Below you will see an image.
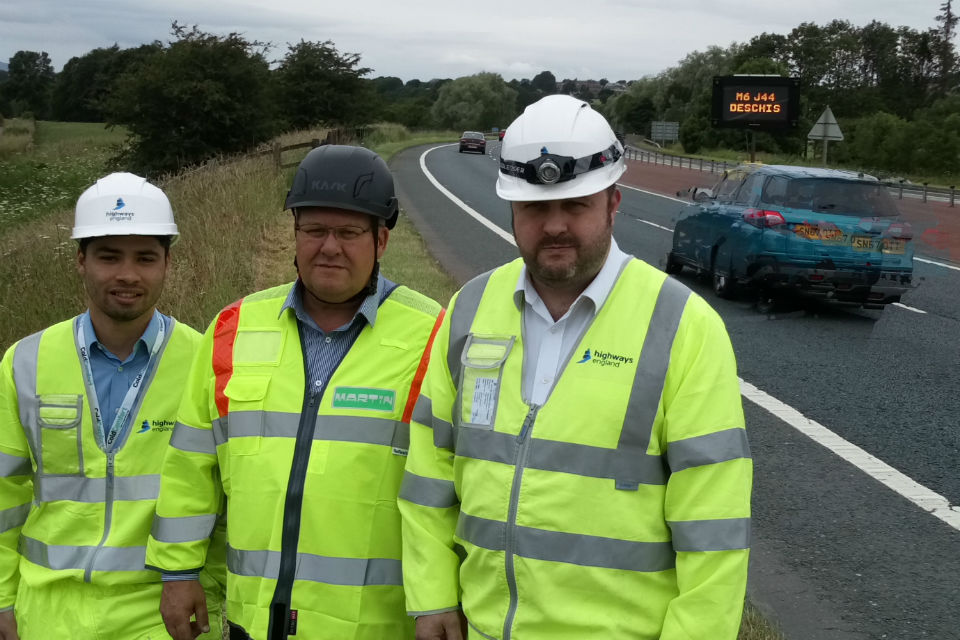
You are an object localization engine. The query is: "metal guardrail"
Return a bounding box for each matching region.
[623,146,957,207]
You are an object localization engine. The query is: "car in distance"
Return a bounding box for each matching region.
[499,129,506,141]
[459,131,487,154]
[666,164,913,308]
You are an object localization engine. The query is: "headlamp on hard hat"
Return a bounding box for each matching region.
[499,144,622,186]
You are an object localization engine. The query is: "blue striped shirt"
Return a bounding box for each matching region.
[280,275,396,396]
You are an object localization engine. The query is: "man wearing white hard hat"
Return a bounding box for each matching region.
[0,173,224,640]
[399,95,752,639]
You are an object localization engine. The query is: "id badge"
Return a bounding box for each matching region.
[457,334,515,429]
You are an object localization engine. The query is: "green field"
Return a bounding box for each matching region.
[0,120,128,231]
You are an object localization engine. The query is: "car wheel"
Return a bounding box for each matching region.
[665,252,683,275]
[458,148,464,153]
[711,266,736,299]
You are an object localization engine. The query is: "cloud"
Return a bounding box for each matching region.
[0,0,944,79]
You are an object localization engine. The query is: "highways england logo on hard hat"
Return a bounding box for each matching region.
[105,196,135,223]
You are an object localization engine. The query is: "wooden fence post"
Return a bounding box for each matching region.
[272,142,281,171]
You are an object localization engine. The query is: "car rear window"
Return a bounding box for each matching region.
[760,178,900,217]
[462,132,484,139]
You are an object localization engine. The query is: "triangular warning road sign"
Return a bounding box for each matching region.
[808,106,844,141]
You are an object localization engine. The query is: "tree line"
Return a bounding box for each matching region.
[1,4,957,178]
[605,1,959,177]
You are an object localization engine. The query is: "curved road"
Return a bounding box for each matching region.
[391,142,960,640]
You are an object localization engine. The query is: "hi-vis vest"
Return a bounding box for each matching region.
[399,258,752,640]
[146,282,443,640]
[0,316,206,607]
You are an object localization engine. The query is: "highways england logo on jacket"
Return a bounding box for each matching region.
[577,347,635,368]
[137,419,175,433]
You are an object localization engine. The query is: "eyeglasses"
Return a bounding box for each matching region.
[295,224,371,242]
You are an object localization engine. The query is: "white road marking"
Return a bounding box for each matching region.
[740,379,960,532]
[617,182,689,204]
[419,145,515,246]
[892,302,927,314]
[636,218,673,232]
[915,256,960,272]
[420,146,957,530]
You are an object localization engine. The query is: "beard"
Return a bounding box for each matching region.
[522,227,612,289]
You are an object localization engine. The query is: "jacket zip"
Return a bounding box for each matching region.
[84,453,115,582]
[501,405,540,640]
[267,323,328,640]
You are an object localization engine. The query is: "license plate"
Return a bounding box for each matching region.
[794,224,845,243]
[882,238,906,254]
[851,236,877,251]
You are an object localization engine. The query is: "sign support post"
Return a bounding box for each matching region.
[807,106,843,167]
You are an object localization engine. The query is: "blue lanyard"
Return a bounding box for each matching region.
[77,314,166,451]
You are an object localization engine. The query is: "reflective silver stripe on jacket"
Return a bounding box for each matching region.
[12,331,42,460]
[0,451,31,478]
[456,513,675,572]
[615,275,691,489]
[34,474,159,503]
[446,271,494,384]
[211,413,408,450]
[411,394,455,450]
[0,503,30,534]
[19,535,147,572]
[667,517,751,552]
[399,471,458,508]
[151,513,218,544]
[668,428,752,472]
[169,423,217,455]
[455,427,669,484]
[227,544,402,586]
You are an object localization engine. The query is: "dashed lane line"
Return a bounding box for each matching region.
[892,302,927,314]
[617,182,688,204]
[418,145,957,532]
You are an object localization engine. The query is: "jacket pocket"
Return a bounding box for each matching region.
[222,375,271,455]
[37,394,84,475]
[456,334,515,430]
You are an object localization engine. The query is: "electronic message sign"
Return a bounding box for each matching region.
[711,76,800,129]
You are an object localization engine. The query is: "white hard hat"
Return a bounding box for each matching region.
[72,172,179,241]
[497,94,625,202]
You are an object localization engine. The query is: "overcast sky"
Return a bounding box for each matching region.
[0,0,949,81]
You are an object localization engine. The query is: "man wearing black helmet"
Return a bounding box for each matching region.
[145,146,444,640]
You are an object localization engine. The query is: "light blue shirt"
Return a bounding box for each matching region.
[78,309,167,447]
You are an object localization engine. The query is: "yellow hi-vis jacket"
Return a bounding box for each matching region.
[146,281,443,640]
[398,258,752,640]
[0,316,224,608]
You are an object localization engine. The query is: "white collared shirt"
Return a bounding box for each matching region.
[513,238,632,405]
